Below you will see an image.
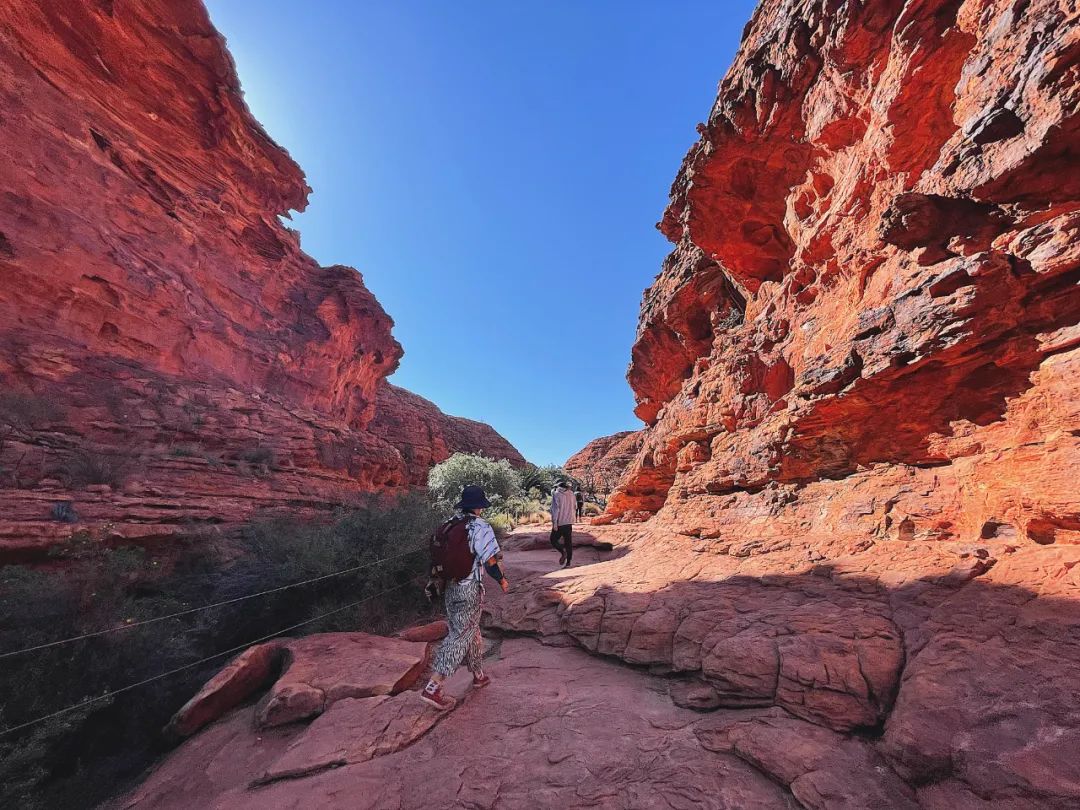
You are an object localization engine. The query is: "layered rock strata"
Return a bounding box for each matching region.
[563,429,644,495]
[0,1,521,559]
[603,0,1079,553]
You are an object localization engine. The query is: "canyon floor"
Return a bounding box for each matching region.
[114,523,1080,809]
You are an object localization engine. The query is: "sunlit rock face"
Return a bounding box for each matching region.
[564,430,645,497]
[607,0,1079,549]
[371,384,527,486]
[0,0,521,559]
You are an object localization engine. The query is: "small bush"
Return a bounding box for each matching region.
[237,445,275,477]
[427,453,521,512]
[49,501,79,524]
[485,512,513,539]
[584,502,603,517]
[518,463,577,498]
[61,450,134,489]
[239,445,275,466]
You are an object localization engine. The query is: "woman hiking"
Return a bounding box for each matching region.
[420,485,510,710]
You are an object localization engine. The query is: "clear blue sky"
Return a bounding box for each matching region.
[204,1,758,465]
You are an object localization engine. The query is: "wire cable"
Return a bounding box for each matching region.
[0,542,428,661]
[0,576,421,739]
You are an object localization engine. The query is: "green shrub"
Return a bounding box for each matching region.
[583,502,603,517]
[427,453,521,512]
[485,512,513,539]
[518,463,578,499]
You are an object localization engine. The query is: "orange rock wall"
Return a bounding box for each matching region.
[563,430,644,495]
[607,0,1079,550]
[371,384,526,486]
[0,1,521,559]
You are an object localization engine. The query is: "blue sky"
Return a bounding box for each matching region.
[204,1,758,464]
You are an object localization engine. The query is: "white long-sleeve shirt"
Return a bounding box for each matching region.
[550,486,576,527]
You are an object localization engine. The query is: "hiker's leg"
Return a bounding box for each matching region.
[551,527,565,564]
[431,580,474,679]
[462,583,484,675]
[564,524,573,564]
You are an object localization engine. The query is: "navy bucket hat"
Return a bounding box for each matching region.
[456,485,491,511]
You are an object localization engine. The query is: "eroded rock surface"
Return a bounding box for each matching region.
[123,634,803,810]
[484,528,1080,807]
[603,0,1078,551]
[564,430,645,496]
[0,0,521,560]
[127,530,1080,808]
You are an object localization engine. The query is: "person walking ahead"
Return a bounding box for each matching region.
[550,479,576,569]
[421,485,510,710]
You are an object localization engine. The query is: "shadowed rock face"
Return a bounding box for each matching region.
[603,0,1079,550]
[0,1,521,558]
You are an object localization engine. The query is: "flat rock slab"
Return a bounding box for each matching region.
[256,632,428,728]
[255,692,449,783]
[121,637,801,810]
[696,707,918,810]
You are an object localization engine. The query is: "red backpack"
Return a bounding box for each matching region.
[430,515,475,582]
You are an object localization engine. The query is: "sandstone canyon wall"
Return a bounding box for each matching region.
[602,0,1078,548]
[0,0,521,560]
[564,429,644,495]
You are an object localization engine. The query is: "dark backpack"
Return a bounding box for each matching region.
[430,515,474,582]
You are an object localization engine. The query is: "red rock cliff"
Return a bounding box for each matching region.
[605,0,1079,551]
[371,384,526,486]
[564,430,644,495]
[0,0,521,559]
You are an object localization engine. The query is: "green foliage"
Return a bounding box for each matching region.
[427,453,521,512]
[485,512,513,539]
[0,493,439,810]
[517,463,582,499]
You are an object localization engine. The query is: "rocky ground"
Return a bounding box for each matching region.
[114,524,1080,809]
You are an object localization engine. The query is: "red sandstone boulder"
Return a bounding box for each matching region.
[396,619,449,643]
[164,631,428,738]
[167,641,287,738]
[255,633,428,728]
